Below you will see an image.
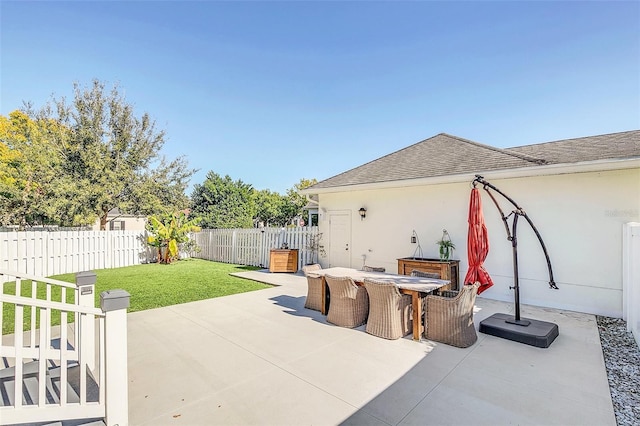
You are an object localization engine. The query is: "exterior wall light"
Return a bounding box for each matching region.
[358,207,367,220]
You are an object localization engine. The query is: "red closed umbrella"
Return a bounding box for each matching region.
[464,187,493,294]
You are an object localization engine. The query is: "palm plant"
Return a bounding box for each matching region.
[146,210,201,264]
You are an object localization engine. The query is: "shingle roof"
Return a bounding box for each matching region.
[310,130,640,190]
[505,130,640,164]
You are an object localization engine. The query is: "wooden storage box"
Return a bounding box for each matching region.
[269,249,299,273]
[397,257,460,291]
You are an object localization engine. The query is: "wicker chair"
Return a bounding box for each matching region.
[424,282,480,348]
[301,264,324,311]
[363,265,386,273]
[363,278,412,339]
[325,275,369,328]
[304,274,324,311]
[410,269,440,279]
[302,263,322,276]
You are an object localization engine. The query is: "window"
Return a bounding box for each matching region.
[110,220,125,231]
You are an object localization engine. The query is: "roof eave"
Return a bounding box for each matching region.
[300,158,640,195]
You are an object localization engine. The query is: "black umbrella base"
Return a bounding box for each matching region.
[479,313,559,348]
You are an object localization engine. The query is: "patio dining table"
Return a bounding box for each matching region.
[312,267,450,340]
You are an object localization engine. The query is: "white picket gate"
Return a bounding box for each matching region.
[0,269,129,426]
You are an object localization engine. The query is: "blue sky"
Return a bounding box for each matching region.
[1,1,639,194]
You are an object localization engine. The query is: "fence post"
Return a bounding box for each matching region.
[76,271,96,370]
[259,228,266,268]
[232,230,237,264]
[101,289,130,426]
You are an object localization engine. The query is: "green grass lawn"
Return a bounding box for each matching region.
[2,259,267,334]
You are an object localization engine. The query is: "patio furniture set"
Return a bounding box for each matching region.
[301,264,480,347]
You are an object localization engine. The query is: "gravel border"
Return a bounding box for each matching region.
[596,316,640,426]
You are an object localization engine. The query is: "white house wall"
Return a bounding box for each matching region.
[91,216,147,231]
[317,168,640,317]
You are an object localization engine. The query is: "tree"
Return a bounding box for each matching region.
[146,210,201,264]
[189,174,318,229]
[190,171,255,229]
[254,189,287,227]
[0,110,66,227]
[0,116,22,214]
[283,178,318,225]
[39,79,194,229]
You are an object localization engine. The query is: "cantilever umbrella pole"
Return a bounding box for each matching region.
[482,185,527,322]
[472,175,560,347]
[511,212,525,323]
[473,175,558,292]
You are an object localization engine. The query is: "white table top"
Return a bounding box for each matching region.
[312,267,450,293]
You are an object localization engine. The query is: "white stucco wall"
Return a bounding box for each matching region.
[316,168,640,317]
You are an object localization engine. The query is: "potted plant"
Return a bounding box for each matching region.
[436,229,455,261]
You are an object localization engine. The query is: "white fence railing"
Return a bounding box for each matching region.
[1,227,320,282]
[194,226,320,269]
[0,269,129,426]
[0,231,152,284]
[622,222,640,349]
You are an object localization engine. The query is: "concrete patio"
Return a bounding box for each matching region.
[127,270,615,425]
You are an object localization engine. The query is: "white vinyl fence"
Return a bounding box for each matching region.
[1,227,320,285]
[194,226,320,269]
[0,231,152,284]
[622,222,640,349]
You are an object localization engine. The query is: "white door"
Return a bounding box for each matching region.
[328,211,351,267]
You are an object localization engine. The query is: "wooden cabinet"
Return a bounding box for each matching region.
[269,249,299,273]
[397,258,460,291]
